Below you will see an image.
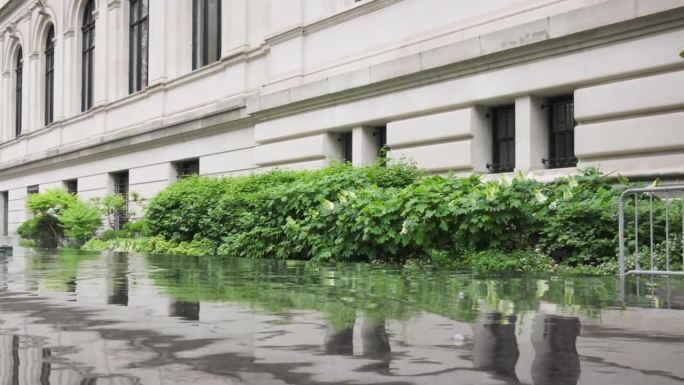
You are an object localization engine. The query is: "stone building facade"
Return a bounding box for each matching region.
[0,0,683,237]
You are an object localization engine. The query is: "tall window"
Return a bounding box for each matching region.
[192,0,221,70]
[487,105,516,173]
[543,96,578,169]
[81,0,96,112]
[45,25,55,126]
[339,132,352,163]
[129,0,149,93]
[15,48,23,137]
[112,171,129,229]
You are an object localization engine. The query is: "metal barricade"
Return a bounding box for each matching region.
[618,186,684,280]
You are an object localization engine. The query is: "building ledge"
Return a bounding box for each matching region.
[248,0,684,121]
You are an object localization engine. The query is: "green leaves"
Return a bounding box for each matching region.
[59,200,102,238]
[20,188,101,247]
[135,162,645,269]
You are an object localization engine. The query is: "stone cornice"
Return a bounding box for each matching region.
[265,0,402,46]
[250,5,684,122]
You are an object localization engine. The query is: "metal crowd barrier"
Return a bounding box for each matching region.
[619,185,684,280]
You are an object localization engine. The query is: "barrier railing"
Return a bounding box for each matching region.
[618,185,684,280]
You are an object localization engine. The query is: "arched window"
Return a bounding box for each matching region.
[81,0,95,112]
[45,25,55,125]
[129,0,149,93]
[192,0,221,70]
[15,47,23,137]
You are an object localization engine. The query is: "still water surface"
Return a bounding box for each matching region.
[0,248,683,385]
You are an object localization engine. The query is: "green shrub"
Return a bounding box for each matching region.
[85,163,683,271]
[19,189,101,248]
[465,250,554,272]
[59,200,102,240]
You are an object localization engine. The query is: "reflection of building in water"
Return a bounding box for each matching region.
[0,336,52,385]
[472,312,520,383]
[322,315,392,372]
[107,253,129,307]
[169,300,200,321]
[323,323,354,355]
[323,316,391,357]
[531,315,581,385]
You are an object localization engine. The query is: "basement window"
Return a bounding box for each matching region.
[64,179,78,195]
[175,158,200,180]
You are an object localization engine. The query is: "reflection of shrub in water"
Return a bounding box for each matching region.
[531,315,581,385]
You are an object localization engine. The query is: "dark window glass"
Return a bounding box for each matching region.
[374,126,387,158]
[487,105,516,173]
[175,159,200,179]
[339,132,352,163]
[82,0,96,112]
[65,179,78,195]
[15,47,23,137]
[112,171,129,229]
[192,0,221,70]
[544,96,578,169]
[1,191,8,236]
[45,25,55,126]
[27,185,39,195]
[129,0,149,93]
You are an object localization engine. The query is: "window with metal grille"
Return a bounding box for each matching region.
[112,171,129,229]
[82,0,96,112]
[45,25,55,126]
[175,159,200,180]
[15,47,23,137]
[487,105,516,173]
[1,191,7,236]
[192,0,221,70]
[339,132,352,163]
[543,96,578,169]
[129,0,149,93]
[374,126,387,158]
[27,185,39,195]
[64,179,78,195]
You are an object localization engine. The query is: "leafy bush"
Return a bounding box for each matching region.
[84,162,677,271]
[19,189,102,248]
[464,250,554,272]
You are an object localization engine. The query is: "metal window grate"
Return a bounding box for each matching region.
[65,179,78,195]
[374,126,387,158]
[112,171,129,229]
[176,159,200,179]
[543,96,577,169]
[487,105,515,173]
[339,133,352,163]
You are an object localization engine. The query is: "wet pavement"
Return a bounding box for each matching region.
[0,248,683,384]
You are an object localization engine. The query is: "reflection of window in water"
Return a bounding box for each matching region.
[170,300,201,321]
[531,315,581,385]
[107,253,129,306]
[323,315,392,372]
[472,312,521,383]
[0,336,52,385]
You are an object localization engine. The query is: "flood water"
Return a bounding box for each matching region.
[0,248,683,385]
